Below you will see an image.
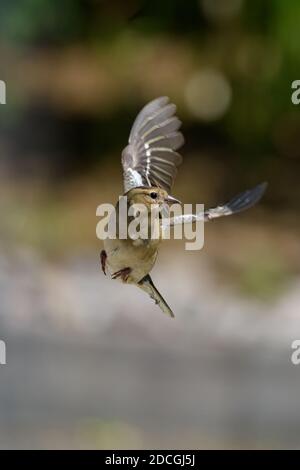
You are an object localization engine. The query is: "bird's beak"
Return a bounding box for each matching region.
[165,194,181,205]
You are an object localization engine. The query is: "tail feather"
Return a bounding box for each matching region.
[138,274,174,318]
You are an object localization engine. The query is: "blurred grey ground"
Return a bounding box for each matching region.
[1,239,300,450]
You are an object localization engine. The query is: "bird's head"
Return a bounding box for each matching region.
[126,187,181,211]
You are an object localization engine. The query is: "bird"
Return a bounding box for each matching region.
[100,96,267,318]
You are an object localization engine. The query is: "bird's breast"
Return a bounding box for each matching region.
[103,236,159,283]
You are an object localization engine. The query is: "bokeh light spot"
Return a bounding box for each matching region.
[201,0,244,22]
[185,68,232,121]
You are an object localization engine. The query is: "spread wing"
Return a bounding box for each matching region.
[122,96,184,193]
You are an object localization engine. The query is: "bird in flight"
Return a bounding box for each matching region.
[100,97,267,317]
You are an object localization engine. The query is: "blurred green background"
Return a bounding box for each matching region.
[0,0,300,449]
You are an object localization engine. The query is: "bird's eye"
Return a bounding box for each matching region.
[150,192,158,200]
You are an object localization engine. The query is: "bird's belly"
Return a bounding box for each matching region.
[104,238,158,283]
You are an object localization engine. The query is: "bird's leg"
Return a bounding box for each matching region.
[100,250,107,275]
[112,267,132,283]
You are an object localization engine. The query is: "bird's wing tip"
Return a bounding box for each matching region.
[251,181,268,202]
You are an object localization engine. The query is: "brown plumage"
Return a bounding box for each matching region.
[101,97,267,317]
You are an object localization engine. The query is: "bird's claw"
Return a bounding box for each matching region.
[100,250,107,275]
[112,267,132,283]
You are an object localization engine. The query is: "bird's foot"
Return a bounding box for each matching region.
[100,250,107,275]
[112,267,132,283]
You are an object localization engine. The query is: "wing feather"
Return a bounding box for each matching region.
[122,97,184,192]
